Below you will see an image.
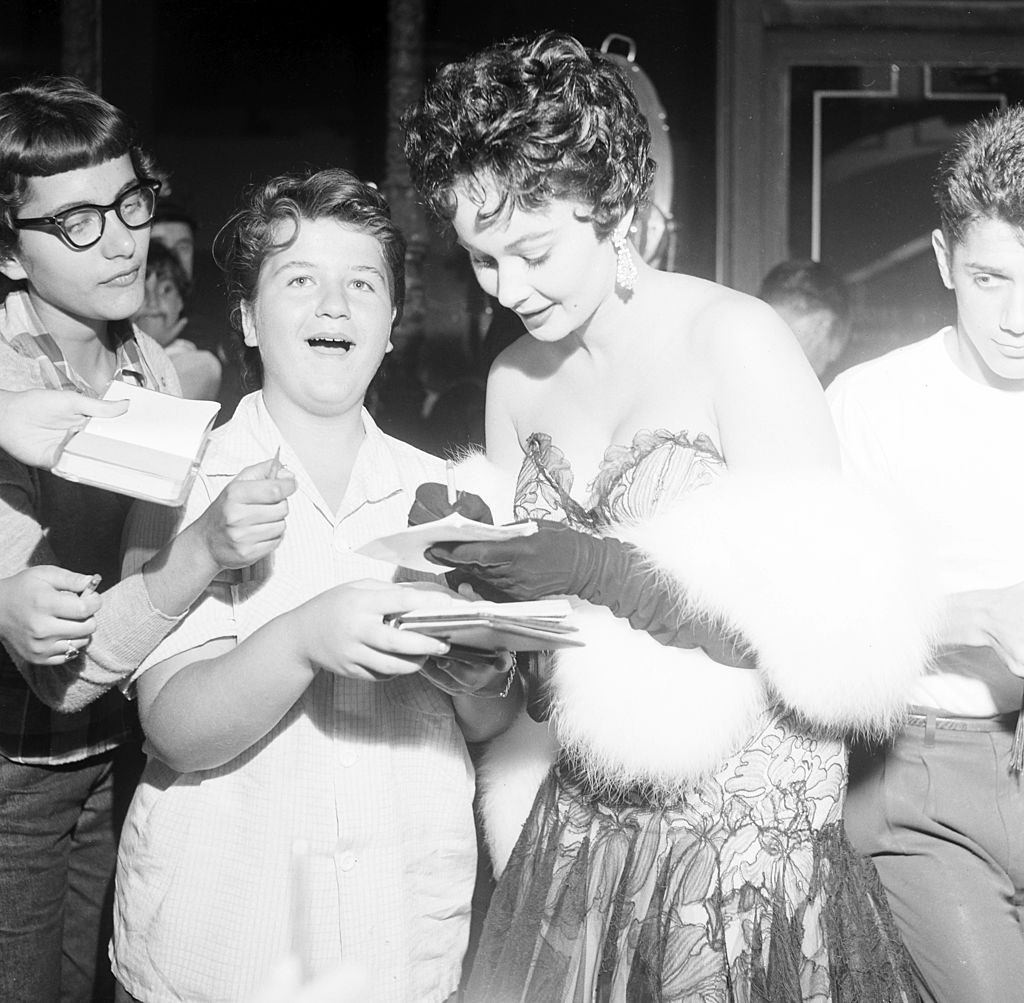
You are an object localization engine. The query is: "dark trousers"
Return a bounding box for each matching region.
[0,744,142,1003]
[845,719,1024,1003]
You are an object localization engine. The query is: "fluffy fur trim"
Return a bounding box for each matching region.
[449,450,517,525]
[618,471,940,739]
[476,611,768,875]
[548,602,767,795]
[475,710,558,876]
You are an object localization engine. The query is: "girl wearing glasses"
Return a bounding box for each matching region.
[0,76,294,1002]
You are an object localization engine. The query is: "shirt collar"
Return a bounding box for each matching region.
[1,289,149,395]
[207,391,409,522]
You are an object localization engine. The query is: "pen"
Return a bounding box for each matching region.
[269,446,282,479]
[80,574,101,598]
[445,459,457,507]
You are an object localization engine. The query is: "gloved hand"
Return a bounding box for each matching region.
[426,519,591,600]
[428,520,755,669]
[408,483,493,527]
[409,483,507,601]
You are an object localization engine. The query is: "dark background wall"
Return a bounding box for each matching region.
[2,1,718,344]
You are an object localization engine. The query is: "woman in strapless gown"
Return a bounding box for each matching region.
[402,31,935,1002]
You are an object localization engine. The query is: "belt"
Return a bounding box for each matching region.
[905,707,1019,733]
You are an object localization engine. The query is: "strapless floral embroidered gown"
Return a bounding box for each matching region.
[466,431,919,1003]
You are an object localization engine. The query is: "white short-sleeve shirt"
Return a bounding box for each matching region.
[828,329,1024,716]
[113,392,476,1003]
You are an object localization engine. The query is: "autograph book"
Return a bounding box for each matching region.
[389,598,584,653]
[356,513,538,573]
[51,382,220,507]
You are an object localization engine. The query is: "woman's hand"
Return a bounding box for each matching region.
[195,456,297,570]
[426,519,590,600]
[0,388,129,469]
[297,580,455,682]
[0,566,102,664]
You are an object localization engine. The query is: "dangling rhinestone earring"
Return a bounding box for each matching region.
[612,234,638,293]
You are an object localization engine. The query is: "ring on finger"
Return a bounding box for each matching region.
[62,642,79,661]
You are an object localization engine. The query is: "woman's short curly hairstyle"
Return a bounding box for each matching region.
[935,103,1024,247]
[216,167,405,388]
[402,31,655,238]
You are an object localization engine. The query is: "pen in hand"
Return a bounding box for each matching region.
[446,459,457,507]
[80,574,101,598]
[269,446,282,479]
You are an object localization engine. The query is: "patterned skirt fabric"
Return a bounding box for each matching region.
[466,714,920,1003]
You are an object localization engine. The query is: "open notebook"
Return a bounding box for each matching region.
[52,382,220,506]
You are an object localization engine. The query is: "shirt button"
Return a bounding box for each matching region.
[340,751,358,768]
[338,852,357,872]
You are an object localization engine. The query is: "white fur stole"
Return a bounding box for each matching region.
[619,470,940,739]
[452,457,939,875]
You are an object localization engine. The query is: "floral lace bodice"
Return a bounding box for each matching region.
[513,428,725,531]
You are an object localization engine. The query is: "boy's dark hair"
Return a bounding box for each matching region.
[759,258,850,325]
[144,240,192,300]
[153,198,199,233]
[402,31,655,239]
[217,167,406,388]
[0,75,155,260]
[935,103,1024,246]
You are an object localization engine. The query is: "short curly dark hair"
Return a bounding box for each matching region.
[402,31,655,239]
[216,167,405,388]
[935,103,1024,247]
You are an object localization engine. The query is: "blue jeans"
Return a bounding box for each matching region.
[845,719,1024,1003]
[0,744,143,1003]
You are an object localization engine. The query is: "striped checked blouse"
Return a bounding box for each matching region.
[113,391,476,1003]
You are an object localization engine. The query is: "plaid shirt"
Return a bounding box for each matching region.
[0,290,171,764]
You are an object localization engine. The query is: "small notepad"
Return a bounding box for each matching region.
[52,382,220,506]
[355,513,538,573]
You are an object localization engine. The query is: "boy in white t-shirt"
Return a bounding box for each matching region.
[828,105,1024,1002]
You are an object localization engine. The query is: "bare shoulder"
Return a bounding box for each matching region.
[647,274,836,470]
[686,280,802,366]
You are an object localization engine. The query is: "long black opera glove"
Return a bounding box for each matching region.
[426,520,755,670]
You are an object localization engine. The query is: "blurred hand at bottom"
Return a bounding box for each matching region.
[244,956,369,1003]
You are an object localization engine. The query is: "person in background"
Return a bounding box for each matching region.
[0,76,293,1003]
[759,257,853,383]
[150,197,196,282]
[403,31,934,1001]
[112,168,521,1003]
[153,194,245,421]
[828,103,1024,1002]
[133,240,222,400]
[412,335,485,457]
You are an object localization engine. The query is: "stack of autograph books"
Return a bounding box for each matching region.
[389,598,582,653]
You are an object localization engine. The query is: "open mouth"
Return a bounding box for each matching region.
[307,336,354,351]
